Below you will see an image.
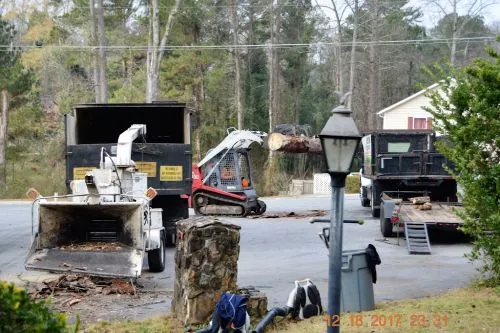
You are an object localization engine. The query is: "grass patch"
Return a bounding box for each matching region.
[84,287,500,333]
[268,287,500,333]
[85,315,185,333]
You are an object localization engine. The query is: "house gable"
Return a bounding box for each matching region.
[378,84,438,130]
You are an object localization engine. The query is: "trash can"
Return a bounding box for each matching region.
[340,249,375,312]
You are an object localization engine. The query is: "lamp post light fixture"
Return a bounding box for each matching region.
[319,103,361,333]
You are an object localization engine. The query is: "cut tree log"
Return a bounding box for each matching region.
[416,202,432,210]
[267,132,322,154]
[409,196,431,205]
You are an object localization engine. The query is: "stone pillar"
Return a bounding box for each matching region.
[172,216,241,325]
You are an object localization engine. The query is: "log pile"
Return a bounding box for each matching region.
[409,196,432,210]
[247,209,327,219]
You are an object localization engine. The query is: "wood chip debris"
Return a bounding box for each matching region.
[57,242,123,251]
[247,210,327,219]
[29,274,138,301]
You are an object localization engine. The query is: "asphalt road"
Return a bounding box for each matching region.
[0,195,478,321]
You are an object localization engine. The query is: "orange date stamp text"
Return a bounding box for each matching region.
[325,312,449,328]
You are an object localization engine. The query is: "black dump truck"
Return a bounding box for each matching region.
[359,130,457,218]
[64,102,192,244]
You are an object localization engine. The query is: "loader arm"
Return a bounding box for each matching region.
[198,129,266,168]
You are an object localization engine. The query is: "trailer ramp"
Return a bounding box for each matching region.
[404,222,431,254]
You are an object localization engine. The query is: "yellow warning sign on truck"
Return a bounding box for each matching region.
[135,162,157,177]
[73,167,94,180]
[160,165,183,181]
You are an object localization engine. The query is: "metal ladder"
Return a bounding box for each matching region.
[404,223,431,254]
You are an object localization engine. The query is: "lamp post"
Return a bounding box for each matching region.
[319,102,361,333]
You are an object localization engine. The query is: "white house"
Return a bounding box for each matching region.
[377,83,439,130]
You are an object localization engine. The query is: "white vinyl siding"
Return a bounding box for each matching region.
[381,94,433,130]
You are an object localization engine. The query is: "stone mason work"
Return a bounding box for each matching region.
[172,216,241,325]
[238,287,268,320]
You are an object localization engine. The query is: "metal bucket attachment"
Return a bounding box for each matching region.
[25,201,145,278]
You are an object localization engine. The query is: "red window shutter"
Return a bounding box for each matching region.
[427,117,433,129]
[407,117,414,129]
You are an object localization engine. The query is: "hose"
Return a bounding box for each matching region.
[251,306,292,333]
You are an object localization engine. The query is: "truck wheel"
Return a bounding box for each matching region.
[148,234,166,272]
[360,187,370,207]
[165,231,176,246]
[380,202,394,237]
[371,190,380,218]
[370,184,381,217]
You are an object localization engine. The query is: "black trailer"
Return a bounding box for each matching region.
[359,130,457,218]
[64,102,192,244]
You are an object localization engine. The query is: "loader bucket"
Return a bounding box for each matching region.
[25,201,145,278]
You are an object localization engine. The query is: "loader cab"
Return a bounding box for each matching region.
[202,149,255,194]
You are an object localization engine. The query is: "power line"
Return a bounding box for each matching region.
[0,36,494,52]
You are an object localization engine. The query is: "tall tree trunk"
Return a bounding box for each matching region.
[96,0,108,102]
[146,1,154,102]
[89,0,101,103]
[347,0,358,108]
[368,0,380,130]
[331,0,343,95]
[246,6,255,125]
[451,0,457,66]
[265,0,281,194]
[229,0,243,129]
[0,90,8,186]
[192,23,204,162]
[147,0,160,103]
[146,0,181,103]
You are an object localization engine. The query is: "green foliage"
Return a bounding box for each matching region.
[345,174,360,194]
[425,40,500,284]
[0,280,67,333]
[0,20,32,93]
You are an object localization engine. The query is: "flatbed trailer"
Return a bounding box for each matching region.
[398,202,462,227]
[380,192,463,254]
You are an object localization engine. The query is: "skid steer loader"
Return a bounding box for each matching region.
[25,124,166,278]
[191,128,267,217]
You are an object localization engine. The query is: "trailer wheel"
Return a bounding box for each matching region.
[380,202,394,237]
[360,187,370,207]
[148,234,166,272]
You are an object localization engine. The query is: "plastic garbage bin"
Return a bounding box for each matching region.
[340,249,375,312]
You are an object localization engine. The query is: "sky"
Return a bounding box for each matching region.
[316,0,500,29]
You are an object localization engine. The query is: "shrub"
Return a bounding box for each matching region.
[425,40,500,284]
[345,174,360,194]
[0,280,67,333]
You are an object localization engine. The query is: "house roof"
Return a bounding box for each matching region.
[377,83,439,115]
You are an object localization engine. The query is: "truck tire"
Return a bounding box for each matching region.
[165,231,176,246]
[371,189,380,218]
[379,202,394,237]
[148,234,166,272]
[360,187,370,207]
